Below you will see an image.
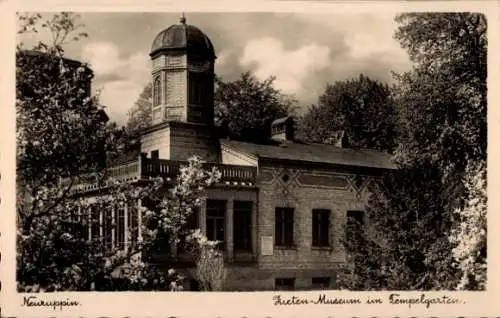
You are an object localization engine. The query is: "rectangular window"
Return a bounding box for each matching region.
[115,207,126,249]
[90,205,100,241]
[206,200,226,250]
[346,210,364,244]
[83,208,90,241]
[103,208,113,249]
[312,209,331,247]
[275,278,295,291]
[311,277,331,289]
[275,207,294,247]
[128,203,138,246]
[233,201,253,252]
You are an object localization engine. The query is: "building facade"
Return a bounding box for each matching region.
[72,16,394,291]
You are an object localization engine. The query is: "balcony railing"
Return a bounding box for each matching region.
[64,157,257,193]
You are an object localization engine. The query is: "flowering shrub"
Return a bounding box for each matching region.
[449,160,487,290]
[187,229,226,291]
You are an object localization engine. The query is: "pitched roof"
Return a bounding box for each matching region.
[220,139,396,170]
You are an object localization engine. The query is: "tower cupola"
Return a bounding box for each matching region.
[149,14,216,126]
[141,15,220,163]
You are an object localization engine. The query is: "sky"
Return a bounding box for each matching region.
[18,12,412,125]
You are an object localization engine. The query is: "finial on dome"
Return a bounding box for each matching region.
[180,12,186,24]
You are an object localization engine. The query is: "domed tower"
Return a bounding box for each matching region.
[141,14,220,162]
[150,13,216,125]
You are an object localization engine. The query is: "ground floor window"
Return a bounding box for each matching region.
[90,205,100,241]
[206,200,226,250]
[312,209,331,247]
[115,207,126,249]
[103,208,113,249]
[178,207,199,254]
[275,207,294,247]
[233,201,253,252]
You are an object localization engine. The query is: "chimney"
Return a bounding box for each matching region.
[271,116,295,142]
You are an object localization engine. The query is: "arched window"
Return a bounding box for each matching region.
[153,76,161,106]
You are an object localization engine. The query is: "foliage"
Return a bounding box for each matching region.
[16,12,221,292]
[214,72,297,142]
[450,160,487,290]
[337,163,460,290]
[393,12,487,202]
[125,82,152,137]
[298,74,397,151]
[188,230,227,291]
[339,13,487,290]
[17,14,106,188]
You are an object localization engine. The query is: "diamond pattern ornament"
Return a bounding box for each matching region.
[276,168,300,200]
[349,174,369,199]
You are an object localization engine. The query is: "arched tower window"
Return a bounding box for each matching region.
[153,76,161,106]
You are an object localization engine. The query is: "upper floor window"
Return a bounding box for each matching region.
[189,73,210,105]
[153,76,161,106]
[275,207,294,247]
[312,209,331,247]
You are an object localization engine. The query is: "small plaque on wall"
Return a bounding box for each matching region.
[261,236,274,256]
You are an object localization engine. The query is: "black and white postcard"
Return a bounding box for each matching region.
[1,0,498,317]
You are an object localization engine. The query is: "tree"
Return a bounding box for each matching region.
[16,13,108,189]
[16,12,221,292]
[338,13,487,290]
[337,163,459,290]
[298,74,397,151]
[126,72,297,143]
[214,72,297,142]
[125,82,152,137]
[393,13,487,204]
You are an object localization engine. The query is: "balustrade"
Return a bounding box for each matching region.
[64,157,257,192]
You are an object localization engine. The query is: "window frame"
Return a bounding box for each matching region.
[312,209,331,247]
[153,75,161,106]
[275,207,294,247]
[115,206,126,249]
[206,200,227,250]
[233,201,253,252]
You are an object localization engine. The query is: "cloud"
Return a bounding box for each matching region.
[97,80,144,125]
[81,41,150,125]
[239,37,331,98]
[61,12,412,123]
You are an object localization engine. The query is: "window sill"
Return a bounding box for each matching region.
[275,245,297,250]
[311,246,333,251]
